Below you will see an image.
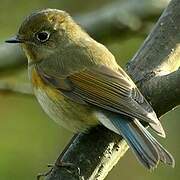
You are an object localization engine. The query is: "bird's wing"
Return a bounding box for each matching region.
[36,65,164,135]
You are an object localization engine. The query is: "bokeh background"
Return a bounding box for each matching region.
[0,0,179,180]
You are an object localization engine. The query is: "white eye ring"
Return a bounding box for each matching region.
[36,30,50,42]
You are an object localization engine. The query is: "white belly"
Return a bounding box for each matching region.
[33,86,98,133]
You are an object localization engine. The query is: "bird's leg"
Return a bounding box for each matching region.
[37,162,83,180]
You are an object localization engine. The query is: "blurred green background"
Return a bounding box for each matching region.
[0,0,179,180]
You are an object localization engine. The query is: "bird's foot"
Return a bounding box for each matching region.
[37,162,84,180]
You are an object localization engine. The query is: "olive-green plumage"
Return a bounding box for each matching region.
[6,9,174,169]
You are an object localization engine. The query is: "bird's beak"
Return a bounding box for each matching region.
[5,36,24,43]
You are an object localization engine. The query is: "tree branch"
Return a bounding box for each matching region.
[0,81,33,96]
[43,0,180,179]
[140,69,180,117]
[76,0,170,38]
[0,44,26,74]
[126,0,180,116]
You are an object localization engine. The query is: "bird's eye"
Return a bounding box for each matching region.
[36,31,50,42]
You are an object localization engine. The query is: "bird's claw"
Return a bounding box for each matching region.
[37,162,84,180]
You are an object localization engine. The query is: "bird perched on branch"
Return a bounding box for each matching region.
[6,9,174,169]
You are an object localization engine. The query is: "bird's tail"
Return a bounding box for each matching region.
[101,114,175,169]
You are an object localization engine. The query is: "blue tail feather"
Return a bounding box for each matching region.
[101,113,174,169]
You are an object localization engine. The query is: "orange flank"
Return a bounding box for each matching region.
[31,68,45,88]
[31,68,63,101]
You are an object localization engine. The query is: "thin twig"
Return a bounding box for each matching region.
[0,81,33,95]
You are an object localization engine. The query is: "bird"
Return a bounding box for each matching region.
[6,9,174,169]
